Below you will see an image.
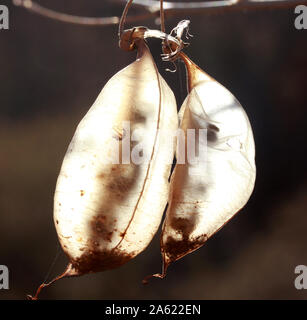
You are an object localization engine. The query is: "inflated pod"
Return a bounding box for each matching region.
[152,53,256,278]
[29,40,178,299]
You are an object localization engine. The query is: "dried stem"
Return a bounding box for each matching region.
[12,0,119,26]
[12,0,307,27]
[118,0,134,37]
[27,263,78,300]
[12,0,151,26]
[132,0,307,13]
[160,0,165,33]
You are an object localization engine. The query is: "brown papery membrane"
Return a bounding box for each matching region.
[144,53,256,283]
[28,39,178,299]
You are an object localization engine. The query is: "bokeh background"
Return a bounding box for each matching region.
[1,0,307,300]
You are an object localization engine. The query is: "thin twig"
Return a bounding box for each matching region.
[160,0,165,33]
[132,0,307,13]
[12,0,307,27]
[12,0,119,25]
[160,0,168,55]
[12,0,152,26]
[118,0,134,37]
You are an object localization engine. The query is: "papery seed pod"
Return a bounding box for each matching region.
[29,39,178,299]
[147,53,256,280]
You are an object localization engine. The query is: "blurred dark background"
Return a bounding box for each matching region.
[1,0,307,300]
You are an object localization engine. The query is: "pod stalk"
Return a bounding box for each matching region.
[27,263,78,300]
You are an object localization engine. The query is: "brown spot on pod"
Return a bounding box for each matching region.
[71,249,136,275]
[162,234,207,263]
[90,215,114,243]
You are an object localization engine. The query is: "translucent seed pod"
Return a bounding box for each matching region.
[29,39,178,299]
[147,52,256,281]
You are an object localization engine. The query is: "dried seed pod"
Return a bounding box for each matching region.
[147,53,256,280]
[29,40,178,299]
